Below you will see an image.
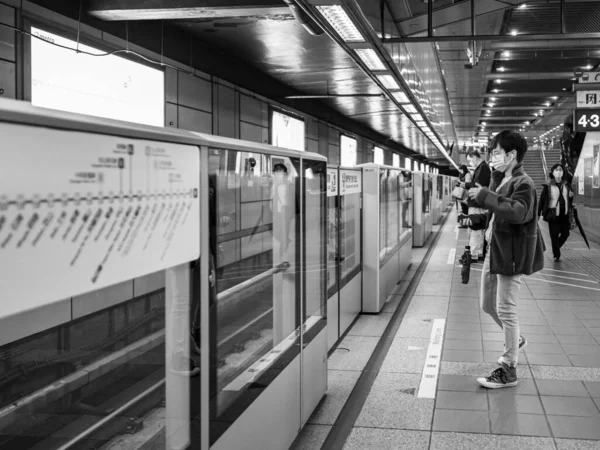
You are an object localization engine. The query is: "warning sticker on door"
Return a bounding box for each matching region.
[0,122,200,318]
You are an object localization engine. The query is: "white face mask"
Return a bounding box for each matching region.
[490,152,514,172]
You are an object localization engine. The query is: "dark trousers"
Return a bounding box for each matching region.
[549,216,570,258]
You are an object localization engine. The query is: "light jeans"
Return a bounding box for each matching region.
[480,250,523,367]
[468,206,486,258]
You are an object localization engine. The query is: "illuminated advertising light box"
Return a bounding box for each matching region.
[30,27,164,127]
[340,135,357,167]
[271,110,305,151]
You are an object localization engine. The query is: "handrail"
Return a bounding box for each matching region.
[216,261,290,303]
[539,146,548,179]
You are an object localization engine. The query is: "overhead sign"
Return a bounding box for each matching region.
[339,169,362,196]
[576,91,600,108]
[0,123,200,318]
[574,109,600,132]
[327,168,338,197]
[579,72,600,83]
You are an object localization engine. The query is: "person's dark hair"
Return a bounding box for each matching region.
[458,164,469,177]
[489,130,528,163]
[467,149,481,158]
[273,163,288,173]
[548,163,566,181]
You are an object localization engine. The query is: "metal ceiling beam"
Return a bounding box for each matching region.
[394,0,522,37]
[483,92,566,98]
[488,39,600,51]
[478,116,537,121]
[88,0,290,20]
[479,106,569,111]
[484,72,574,80]
[386,33,600,44]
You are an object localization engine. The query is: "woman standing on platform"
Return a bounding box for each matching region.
[538,163,574,261]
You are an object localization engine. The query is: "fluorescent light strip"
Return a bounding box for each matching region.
[377,74,400,90]
[316,5,364,42]
[392,91,409,103]
[410,113,423,122]
[403,104,417,114]
[354,48,386,71]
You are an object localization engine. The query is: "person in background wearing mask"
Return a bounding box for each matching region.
[538,163,574,261]
[463,149,491,261]
[467,130,545,389]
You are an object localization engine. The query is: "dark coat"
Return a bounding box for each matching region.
[538,180,573,221]
[474,163,545,276]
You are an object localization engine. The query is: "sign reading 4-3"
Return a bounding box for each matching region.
[574,109,600,131]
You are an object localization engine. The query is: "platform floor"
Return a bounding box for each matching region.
[291,206,600,450]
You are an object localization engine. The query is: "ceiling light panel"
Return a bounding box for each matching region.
[354,48,386,71]
[377,74,400,90]
[316,5,364,42]
[403,104,417,113]
[392,91,410,103]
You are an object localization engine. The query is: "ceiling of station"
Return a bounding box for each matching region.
[83,0,600,162]
[176,14,443,160]
[398,0,600,150]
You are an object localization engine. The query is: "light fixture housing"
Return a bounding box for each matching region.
[377,74,400,90]
[354,48,386,71]
[316,5,364,42]
[392,91,410,103]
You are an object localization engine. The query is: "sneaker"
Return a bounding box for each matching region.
[477,363,517,389]
[498,336,527,364]
[170,353,200,377]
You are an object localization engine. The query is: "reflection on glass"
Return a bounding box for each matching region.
[208,148,301,445]
[422,173,432,214]
[399,171,413,240]
[303,161,327,323]
[0,266,201,450]
[379,169,387,259]
[339,191,361,287]
[386,169,400,251]
[327,194,339,298]
[379,169,413,265]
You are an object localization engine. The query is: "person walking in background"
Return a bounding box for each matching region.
[538,163,574,261]
[467,130,545,389]
[463,149,491,261]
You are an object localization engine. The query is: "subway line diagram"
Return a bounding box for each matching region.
[0,123,200,317]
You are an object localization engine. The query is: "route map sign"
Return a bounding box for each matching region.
[0,122,200,317]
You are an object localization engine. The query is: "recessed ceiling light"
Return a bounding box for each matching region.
[490,97,497,101]
[492,89,500,93]
[495,79,502,83]
[584,65,593,70]
[503,51,511,57]
[551,96,558,100]
[544,102,551,106]
[518,4,527,9]
[510,30,519,36]
[498,67,506,72]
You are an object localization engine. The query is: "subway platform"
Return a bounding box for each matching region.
[291,206,600,450]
